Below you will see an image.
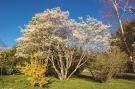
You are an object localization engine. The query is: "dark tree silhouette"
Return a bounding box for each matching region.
[129,7,135,15]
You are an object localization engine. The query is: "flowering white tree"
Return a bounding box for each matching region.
[16,7,73,58]
[16,7,111,80]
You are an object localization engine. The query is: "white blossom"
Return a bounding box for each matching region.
[69,16,111,52]
[16,8,111,58]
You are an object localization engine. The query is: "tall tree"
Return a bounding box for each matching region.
[16,7,111,80]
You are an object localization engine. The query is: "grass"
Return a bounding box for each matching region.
[0,73,135,89]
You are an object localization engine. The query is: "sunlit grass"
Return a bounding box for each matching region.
[0,73,135,89]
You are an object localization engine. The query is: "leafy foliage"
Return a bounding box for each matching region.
[113,20,135,72]
[115,20,135,54]
[0,47,17,75]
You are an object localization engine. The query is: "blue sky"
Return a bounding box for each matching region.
[0,0,134,48]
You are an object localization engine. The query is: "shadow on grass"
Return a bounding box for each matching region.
[113,73,135,80]
[76,74,100,83]
[77,73,135,82]
[45,78,56,88]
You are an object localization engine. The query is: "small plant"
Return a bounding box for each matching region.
[17,51,49,87]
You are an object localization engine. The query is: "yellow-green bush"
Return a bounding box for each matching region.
[17,51,49,87]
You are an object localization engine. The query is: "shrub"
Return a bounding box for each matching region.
[0,47,17,75]
[17,51,49,87]
[88,47,128,83]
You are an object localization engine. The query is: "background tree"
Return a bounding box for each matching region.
[116,20,135,53]
[101,0,135,58]
[129,7,135,15]
[114,20,135,72]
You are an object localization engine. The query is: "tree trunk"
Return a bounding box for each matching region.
[112,0,131,59]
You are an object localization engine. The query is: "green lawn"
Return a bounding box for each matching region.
[0,73,135,89]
